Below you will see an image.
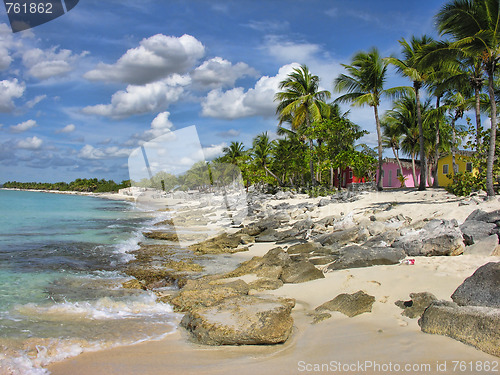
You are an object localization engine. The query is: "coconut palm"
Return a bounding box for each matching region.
[252,132,282,185]
[385,36,436,191]
[381,119,404,176]
[222,141,245,165]
[436,0,500,197]
[275,65,331,186]
[334,47,407,191]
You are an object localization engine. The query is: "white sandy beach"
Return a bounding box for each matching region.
[48,188,500,375]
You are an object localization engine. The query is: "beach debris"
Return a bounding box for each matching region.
[180,296,295,345]
[395,292,437,318]
[400,258,415,265]
[315,290,375,317]
[451,262,500,308]
[418,300,500,357]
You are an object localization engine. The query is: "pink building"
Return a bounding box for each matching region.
[377,158,422,188]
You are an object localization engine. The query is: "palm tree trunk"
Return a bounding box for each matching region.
[432,96,441,187]
[264,165,283,186]
[330,167,334,189]
[415,83,427,191]
[486,69,497,198]
[374,105,383,191]
[411,152,417,187]
[392,146,404,176]
[474,84,482,150]
[306,115,315,187]
[451,117,458,175]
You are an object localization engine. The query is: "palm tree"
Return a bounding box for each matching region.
[252,132,282,185]
[381,119,404,176]
[334,47,406,191]
[275,65,331,186]
[384,93,433,187]
[437,0,500,197]
[222,141,245,165]
[385,36,436,191]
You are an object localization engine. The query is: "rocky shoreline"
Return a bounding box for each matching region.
[119,188,499,357]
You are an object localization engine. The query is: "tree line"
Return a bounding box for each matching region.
[223,0,500,197]
[2,178,131,193]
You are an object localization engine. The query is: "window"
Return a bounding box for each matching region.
[388,170,393,186]
[396,168,402,177]
[442,164,449,175]
[466,162,473,173]
[349,170,353,179]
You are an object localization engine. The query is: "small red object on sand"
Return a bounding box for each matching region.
[402,259,415,265]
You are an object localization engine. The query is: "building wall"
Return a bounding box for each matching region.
[376,161,420,188]
[437,154,474,187]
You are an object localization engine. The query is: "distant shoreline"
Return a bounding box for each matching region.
[0,187,136,202]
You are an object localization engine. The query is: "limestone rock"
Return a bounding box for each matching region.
[281,260,324,283]
[392,219,465,256]
[188,232,247,254]
[327,245,406,271]
[395,292,438,318]
[180,296,295,345]
[315,227,359,247]
[248,278,284,291]
[460,220,498,246]
[142,230,179,242]
[451,262,500,308]
[463,235,499,256]
[315,290,375,317]
[418,301,500,357]
[170,279,250,312]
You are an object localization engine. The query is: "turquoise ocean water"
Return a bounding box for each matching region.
[0,190,178,375]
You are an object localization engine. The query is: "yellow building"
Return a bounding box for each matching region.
[436,151,476,187]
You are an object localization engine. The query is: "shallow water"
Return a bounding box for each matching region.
[0,190,179,374]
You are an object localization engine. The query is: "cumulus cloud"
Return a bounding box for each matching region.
[78,144,131,160]
[201,63,298,119]
[56,124,76,133]
[0,79,25,112]
[0,23,15,70]
[25,95,47,109]
[202,143,226,159]
[22,46,86,79]
[10,119,37,133]
[84,34,205,85]
[191,57,256,89]
[17,136,43,149]
[82,75,189,118]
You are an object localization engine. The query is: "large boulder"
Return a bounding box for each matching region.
[315,290,375,317]
[391,219,465,256]
[180,296,295,345]
[188,232,248,254]
[327,245,406,271]
[451,262,500,308]
[281,260,325,283]
[169,279,250,312]
[465,208,500,224]
[460,220,498,246]
[418,301,500,357]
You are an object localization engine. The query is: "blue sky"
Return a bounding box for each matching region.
[0,0,446,183]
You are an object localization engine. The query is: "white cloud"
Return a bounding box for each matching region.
[17,136,43,150]
[84,34,205,85]
[25,95,47,109]
[202,143,226,159]
[22,47,85,79]
[264,36,321,64]
[0,23,14,70]
[191,57,256,89]
[10,119,37,133]
[0,79,25,112]
[82,76,189,118]
[56,124,76,133]
[201,63,298,120]
[78,144,131,160]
